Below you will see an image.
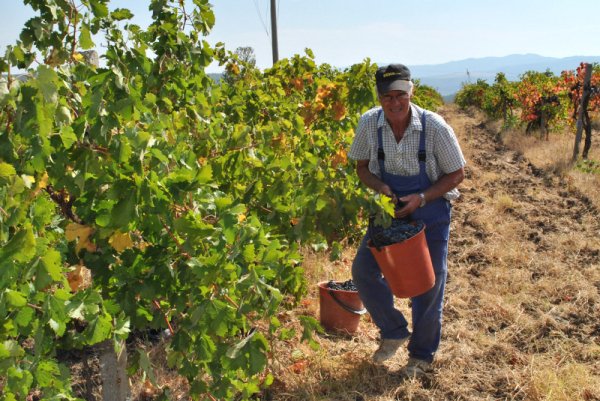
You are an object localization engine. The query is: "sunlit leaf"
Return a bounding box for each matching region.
[65,223,96,254]
[109,230,134,253]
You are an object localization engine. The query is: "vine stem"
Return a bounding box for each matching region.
[27,303,43,311]
[69,1,77,60]
[152,299,175,336]
[159,217,191,260]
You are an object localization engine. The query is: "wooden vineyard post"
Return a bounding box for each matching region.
[97,339,130,401]
[573,63,593,162]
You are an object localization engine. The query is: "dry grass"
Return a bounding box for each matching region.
[501,124,600,210]
[81,105,600,401]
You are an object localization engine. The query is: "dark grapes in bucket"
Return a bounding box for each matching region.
[326,279,358,291]
[369,218,425,248]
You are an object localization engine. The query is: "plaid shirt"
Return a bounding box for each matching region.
[348,103,466,200]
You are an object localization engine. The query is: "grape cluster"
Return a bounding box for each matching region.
[369,219,424,248]
[326,279,358,292]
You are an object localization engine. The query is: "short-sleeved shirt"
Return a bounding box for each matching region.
[348,103,466,200]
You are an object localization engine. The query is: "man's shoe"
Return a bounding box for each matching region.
[402,357,432,378]
[372,337,408,363]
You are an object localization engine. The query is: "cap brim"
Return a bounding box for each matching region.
[378,80,412,94]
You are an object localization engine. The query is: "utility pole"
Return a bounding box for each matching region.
[270,0,279,64]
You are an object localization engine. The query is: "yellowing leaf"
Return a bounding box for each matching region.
[227,62,240,75]
[237,214,246,223]
[270,133,287,148]
[109,231,134,253]
[291,77,303,91]
[72,52,84,62]
[65,223,96,253]
[331,149,348,168]
[332,101,346,121]
[37,172,49,190]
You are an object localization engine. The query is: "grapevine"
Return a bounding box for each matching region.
[0,2,446,399]
[456,65,599,144]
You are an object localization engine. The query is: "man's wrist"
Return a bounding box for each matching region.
[418,192,426,207]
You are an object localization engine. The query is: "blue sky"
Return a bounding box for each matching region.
[2,0,600,73]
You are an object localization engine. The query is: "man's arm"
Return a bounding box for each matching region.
[356,160,397,201]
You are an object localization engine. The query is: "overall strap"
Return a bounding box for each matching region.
[418,111,428,177]
[418,111,427,162]
[376,109,385,175]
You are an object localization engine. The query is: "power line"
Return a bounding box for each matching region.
[252,0,270,37]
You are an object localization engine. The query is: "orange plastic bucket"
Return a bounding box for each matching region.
[368,226,434,298]
[318,281,366,334]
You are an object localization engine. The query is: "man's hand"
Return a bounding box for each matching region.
[395,193,421,218]
[379,184,397,203]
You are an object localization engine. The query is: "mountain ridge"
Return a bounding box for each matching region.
[403,53,600,97]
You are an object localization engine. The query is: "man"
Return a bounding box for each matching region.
[348,64,466,377]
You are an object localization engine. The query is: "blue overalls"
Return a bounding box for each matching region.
[351,109,452,363]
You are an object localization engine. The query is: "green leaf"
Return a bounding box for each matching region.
[114,316,130,338]
[95,212,111,227]
[0,340,24,359]
[36,65,58,104]
[47,296,69,336]
[111,8,134,21]
[90,0,109,18]
[138,349,158,385]
[40,249,63,281]
[59,125,77,149]
[299,315,323,350]
[7,366,33,398]
[315,196,327,211]
[66,293,100,320]
[248,332,268,375]
[15,307,35,327]
[111,193,136,226]
[197,334,216,362]
[197,164,213,184]
[85,313,112,345]
[5,289,27,307]
[47,319,62,336]
[0,225,36,264]
[79,23,94,50]
[34,360,61,387]
[118,138,132,163]
[242,244,255,263]
[0,162,16,178]
[226,330,255,359]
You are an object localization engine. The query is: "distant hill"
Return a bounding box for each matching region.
[405,54,600,97]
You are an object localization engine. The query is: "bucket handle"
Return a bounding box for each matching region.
[328,290,367,315]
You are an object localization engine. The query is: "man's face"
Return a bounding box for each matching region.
[379,90,411,120]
